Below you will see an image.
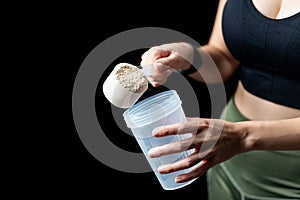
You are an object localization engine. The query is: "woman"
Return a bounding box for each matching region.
[140,0,300,199]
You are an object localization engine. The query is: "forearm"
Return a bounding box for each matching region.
[188,44,239,83]
[238,117,300,151]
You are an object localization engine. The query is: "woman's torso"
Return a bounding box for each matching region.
[212,1,300,198]
[235,81,300,120]
[229,0,300,120]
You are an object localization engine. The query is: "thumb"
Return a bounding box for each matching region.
[152,62,173,73]
[155,56,175,70]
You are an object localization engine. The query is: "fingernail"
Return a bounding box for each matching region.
[175,176,182,183]
[154,63,166,72]
[148,149,156,157]
[154,62,163,67]
[152,127,161,136]
[157,165,166,173]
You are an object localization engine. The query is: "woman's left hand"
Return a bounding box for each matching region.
[148,117,247,183]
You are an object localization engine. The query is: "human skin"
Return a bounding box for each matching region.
[140,0,300,183]
[147,117,300,183]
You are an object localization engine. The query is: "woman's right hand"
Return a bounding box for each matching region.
[140,42,194,87]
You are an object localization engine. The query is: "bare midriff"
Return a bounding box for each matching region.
[234,81,300,121]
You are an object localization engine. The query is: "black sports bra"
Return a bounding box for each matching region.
[222,0,300,109]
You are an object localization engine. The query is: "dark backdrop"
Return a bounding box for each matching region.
[65,1,238,199]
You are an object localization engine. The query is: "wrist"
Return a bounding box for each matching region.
[179,45,202,75]
[236,121,261,152]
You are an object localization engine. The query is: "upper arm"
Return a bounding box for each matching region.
[208,0,239,66]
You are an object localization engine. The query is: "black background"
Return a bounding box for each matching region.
[27,1,239,199]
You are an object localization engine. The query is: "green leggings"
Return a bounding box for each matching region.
[207,97,300,200]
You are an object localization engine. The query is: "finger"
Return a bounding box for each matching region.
[146,69,172,82]
[153,62,172,73]
[151,82,161,88]
[165,68,173,75]
[175,159,212,183]
[140,49,171,68]
[148,137,195,158]
[157,149,200,174]
[187,117,211,122]
[142,63,174,87]
[147,131,211,158]
[152,120,209,137]
[141,48,170,61]
[146,74,168,87]
[155,54,182,71]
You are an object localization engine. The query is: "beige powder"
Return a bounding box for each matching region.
[116,64,148,93]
